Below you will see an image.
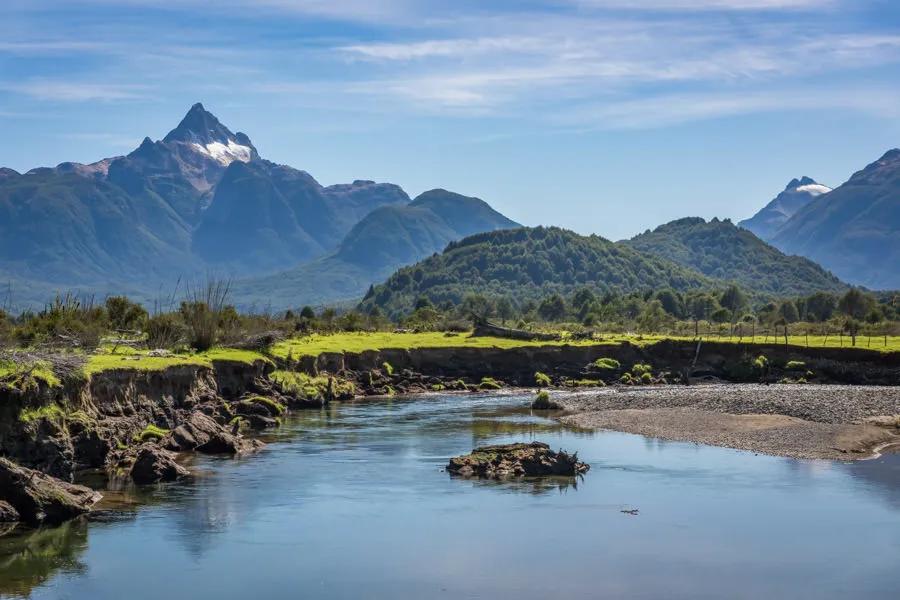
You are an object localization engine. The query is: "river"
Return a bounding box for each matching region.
[2,391,899,599]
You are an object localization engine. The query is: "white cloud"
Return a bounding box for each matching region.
[570,0,836,9]
[553,88,900,129]
[4,80,149,102]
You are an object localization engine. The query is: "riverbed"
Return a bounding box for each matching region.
[2,391,899,599]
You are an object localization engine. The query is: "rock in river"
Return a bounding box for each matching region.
[130,444,190,484]
[447,442,590,478]
[0,457,102,525]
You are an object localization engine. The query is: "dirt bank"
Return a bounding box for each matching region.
[555,384,900,461]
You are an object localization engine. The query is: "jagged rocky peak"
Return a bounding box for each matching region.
[163,103,258,165]
[785,176,831,195]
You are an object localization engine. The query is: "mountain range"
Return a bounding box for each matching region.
[2,102,896,312]
[739,150,900,290]
[0,104,517,308]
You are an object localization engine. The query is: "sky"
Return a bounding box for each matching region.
[3,0,900,241]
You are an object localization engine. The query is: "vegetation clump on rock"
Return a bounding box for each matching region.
[447,442,589,478]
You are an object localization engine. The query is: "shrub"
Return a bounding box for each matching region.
[619,372,633,384]
[431,383,446,391]
[382,361,394,376]
[106,296,148,331]
[785,360,806,371]
[640,372,653,384]
[531,389,560,409]
[534,371,551,387]
[631,363,652,376]
[146,313,184,349]
[593,357,620,370]
[752,355,769,371]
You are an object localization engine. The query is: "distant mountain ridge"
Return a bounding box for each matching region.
[625,217,846,296]
[0,104,517,308]
[739,176,831,240]
[229,189,520,309]
[767,149,900,290]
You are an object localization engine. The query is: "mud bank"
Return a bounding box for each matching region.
[298,339,900,386]
[554,385,900,461]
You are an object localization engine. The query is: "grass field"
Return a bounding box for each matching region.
[83,347,272,375]
[271,331,900,360]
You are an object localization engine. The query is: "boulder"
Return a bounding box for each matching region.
[447,442,589,478]
[0,457,102,525]
[164,411,259,454]
[0,500,20,522]
[130,444,190,484]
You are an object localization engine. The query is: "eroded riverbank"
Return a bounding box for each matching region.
[554,384,900,460]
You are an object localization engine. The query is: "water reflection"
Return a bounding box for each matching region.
[0,521,88,598]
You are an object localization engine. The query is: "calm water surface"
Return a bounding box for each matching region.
[2,391,899,599]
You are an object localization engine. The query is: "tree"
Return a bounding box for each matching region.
[719,285,748,328]
[572,288,596,320]
[686,293,717,337]
[461,293,495,320]
[805,292,837,322]
[496,297,515,324]
[414,296,433,310]
[637,299,669,333]
[299,306,315,320]
[655,289,684,318]
[537,294,567,322]
[778,300,799,324]
[838,289,874,346]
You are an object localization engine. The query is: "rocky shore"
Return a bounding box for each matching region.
[554,384,900,460]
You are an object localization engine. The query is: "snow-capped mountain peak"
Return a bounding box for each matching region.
[163,103,258,165]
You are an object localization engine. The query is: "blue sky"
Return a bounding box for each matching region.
[3,0,900,240]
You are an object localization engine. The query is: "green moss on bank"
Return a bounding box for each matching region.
[84,347,271,375]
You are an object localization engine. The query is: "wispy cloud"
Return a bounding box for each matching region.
[554,87,900,129]
[4,80,150,102]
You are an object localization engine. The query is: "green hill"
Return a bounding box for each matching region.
[229,189,519,309]
[625,217,846,296]
[359,226,712,318]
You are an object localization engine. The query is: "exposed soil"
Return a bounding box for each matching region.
[555,384,900,460]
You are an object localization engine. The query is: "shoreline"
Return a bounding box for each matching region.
[551,384,900,461]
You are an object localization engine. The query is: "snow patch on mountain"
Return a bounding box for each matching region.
[192,140,253,166]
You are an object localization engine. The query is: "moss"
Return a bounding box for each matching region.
[135,423,170,442]
[593,357,620,370]
[430,383,446,391]
[571,378,604,387]
[246,395,285,416]
[382,361,394,376]
[785,360,806,370]
[271,370,356,399]
[534,371,551,387]
[18,403,65,424]
[85,347,271,375]
[478,377,502,390]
